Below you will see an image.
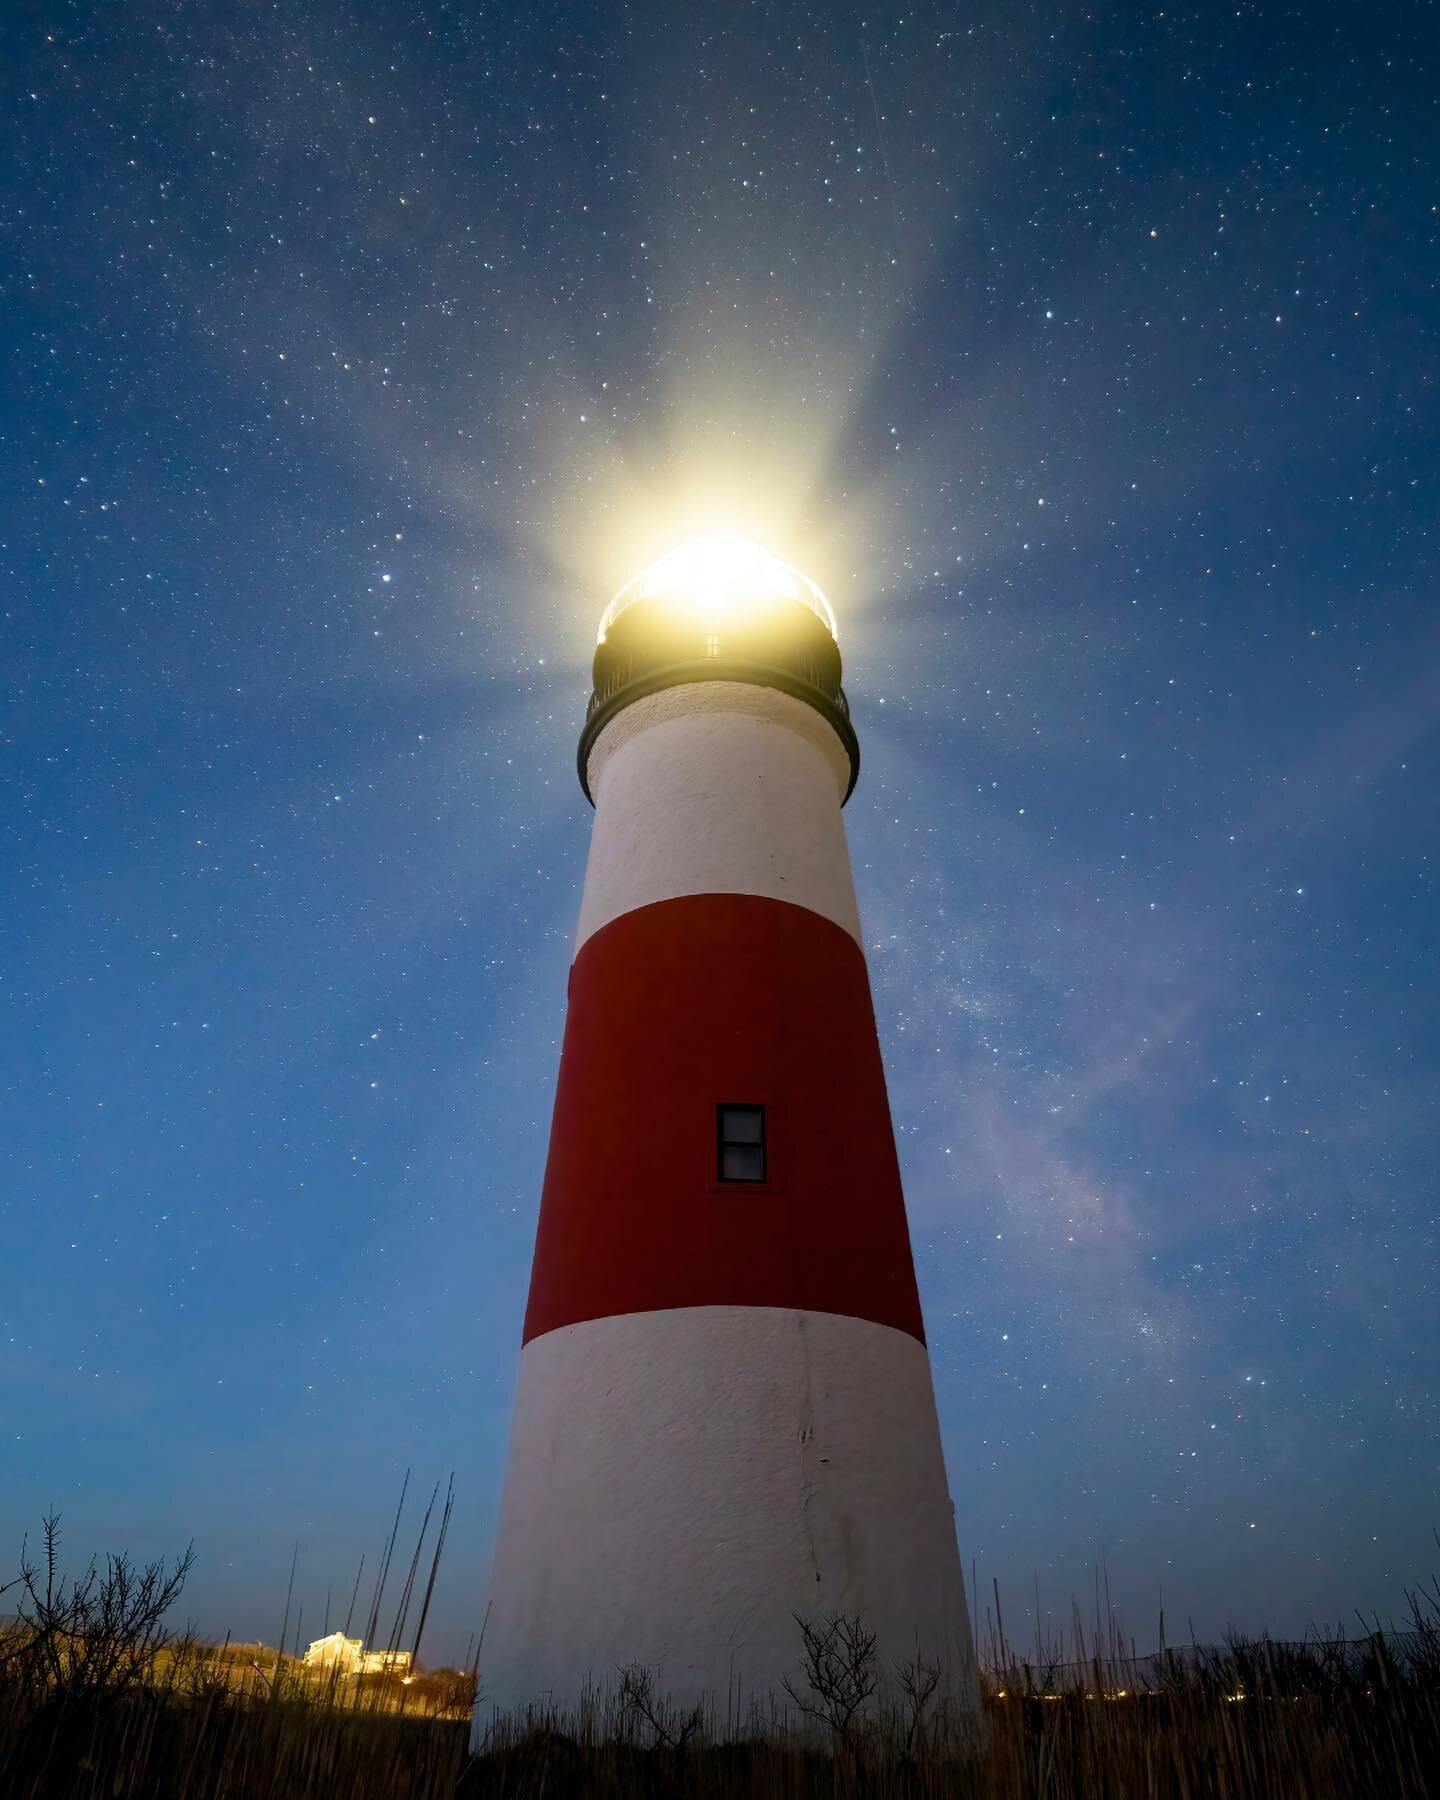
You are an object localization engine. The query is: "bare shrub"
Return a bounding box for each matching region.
[3,1513,194,1710]
[618,1663,705,1756]
[894,1647,942,1759]
[782,1611,878,1761]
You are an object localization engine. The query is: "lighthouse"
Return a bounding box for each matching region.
[486,538,979,1725]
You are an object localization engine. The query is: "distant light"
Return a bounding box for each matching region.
[598,536,836,644]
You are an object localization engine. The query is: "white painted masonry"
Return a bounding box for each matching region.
[576,683,862,953]
[485,1305,978,1723]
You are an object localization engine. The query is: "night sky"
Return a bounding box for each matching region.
[5,1,1437,1668]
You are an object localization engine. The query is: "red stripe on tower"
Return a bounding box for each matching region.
[524,892,925,1345]
[486,539,979,1728]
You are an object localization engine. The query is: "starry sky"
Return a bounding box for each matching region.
[5,0,1437,1668]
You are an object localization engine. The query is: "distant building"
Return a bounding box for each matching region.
[303,1632,412,1675]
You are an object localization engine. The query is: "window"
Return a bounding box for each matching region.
[717,1104,766,1182]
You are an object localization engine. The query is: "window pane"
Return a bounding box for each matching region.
[721,1106,764,1144]
[721,1142,765,1182]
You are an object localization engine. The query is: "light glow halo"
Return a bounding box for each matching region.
[597,536,837,644]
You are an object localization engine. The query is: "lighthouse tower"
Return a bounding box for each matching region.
[487,539,978,1723]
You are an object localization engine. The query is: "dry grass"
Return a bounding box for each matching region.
[460,1626,1440,1800]
[4,1513,1439,1798]
[0,1515,473,1799]
[457,1555,1440,1797]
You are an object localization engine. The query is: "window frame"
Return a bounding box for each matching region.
[716,1102,768,1185]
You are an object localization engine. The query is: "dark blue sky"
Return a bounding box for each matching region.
[4,0,1436,1666]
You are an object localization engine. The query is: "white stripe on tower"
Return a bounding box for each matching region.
[576,682,861,951]
[489,1308,973,1717]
